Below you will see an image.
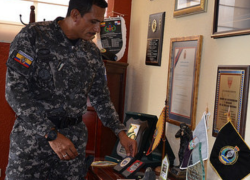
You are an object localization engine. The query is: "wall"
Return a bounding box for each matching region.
[126,0,250,180]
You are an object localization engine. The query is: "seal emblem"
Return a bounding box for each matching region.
[219,146,239,165]
[151,19,157,33]
[120,157,131,167]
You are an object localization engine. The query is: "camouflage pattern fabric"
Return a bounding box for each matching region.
[5,17,125,180]
[6,120,88,180]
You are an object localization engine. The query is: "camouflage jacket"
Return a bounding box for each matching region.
[5,17,125,137]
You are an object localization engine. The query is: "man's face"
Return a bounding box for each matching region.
[74,5,105,41]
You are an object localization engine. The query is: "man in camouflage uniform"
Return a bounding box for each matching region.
[5,0,137,179]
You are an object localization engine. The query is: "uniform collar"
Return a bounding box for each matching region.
[52,17,94,50]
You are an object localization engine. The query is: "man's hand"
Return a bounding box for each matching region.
[48,133,79,160]
[118,131,137,157]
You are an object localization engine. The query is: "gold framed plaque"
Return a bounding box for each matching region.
[213,65,250,138]
[145,12,165,66]
[166,35,203,130]
[174,0,207,17]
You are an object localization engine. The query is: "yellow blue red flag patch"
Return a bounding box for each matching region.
[14,50,33,68]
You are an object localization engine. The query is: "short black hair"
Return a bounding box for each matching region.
[66,0,108,17]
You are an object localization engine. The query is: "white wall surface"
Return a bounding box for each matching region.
[126,0,250,180]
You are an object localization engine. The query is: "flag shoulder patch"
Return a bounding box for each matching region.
[13,50,34,68]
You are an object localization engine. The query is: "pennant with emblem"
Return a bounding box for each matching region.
[146,107,165,155]
[180,111,209,169]
[210,121,250,180]
[14,50,33,68]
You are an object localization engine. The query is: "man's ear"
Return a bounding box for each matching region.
[70,9,80,22]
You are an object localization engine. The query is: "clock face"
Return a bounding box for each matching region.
[151,19,157,33]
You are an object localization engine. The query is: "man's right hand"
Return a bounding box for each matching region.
[48,133,79,160]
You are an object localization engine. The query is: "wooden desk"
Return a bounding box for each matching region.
[87,166,124,180]
[86,166,180,180]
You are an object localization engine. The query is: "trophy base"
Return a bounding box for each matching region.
[169,167,186,179]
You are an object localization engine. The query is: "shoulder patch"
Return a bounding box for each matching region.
[14,50,34,68]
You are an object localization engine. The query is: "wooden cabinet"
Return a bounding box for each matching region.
[82,60,128,158]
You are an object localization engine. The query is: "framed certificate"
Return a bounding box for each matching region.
[166,36,203,130]
[174,0,207,17]
[213,65,250,138]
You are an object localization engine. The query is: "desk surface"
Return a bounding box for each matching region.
[87,166,180,180]
[88,166,124,180]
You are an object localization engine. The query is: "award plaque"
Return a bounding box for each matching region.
[113,156,136,173]
[213,65,250,138]
[121,160,145,178]
[116,118,149,158]
[186,142,205,180]
[145,12,165,66]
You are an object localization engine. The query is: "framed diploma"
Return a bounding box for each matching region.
[213,65,250,138]
[174,0,207,17]
[145,12,165,66]
[166,35,203,130]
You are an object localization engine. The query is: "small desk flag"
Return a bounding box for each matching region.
[210,121,250,180]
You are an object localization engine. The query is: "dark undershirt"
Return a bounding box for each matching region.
[68,38,79,46]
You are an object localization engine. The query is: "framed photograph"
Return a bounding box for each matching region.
[212,0,250,38]
[145,12,165,66]
[174,0,207,17]
[213,65,250,138]
[166,35,203,130]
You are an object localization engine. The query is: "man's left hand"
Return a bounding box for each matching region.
[118,131,137,157]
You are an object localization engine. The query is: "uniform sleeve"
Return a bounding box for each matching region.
[5,26,55,137]
[88,46,126,136]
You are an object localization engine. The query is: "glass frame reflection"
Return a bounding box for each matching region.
[212,0,250,38]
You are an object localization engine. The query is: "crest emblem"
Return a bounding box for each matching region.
[228,77,233,88]
[120,157,131,167]
[151,19,157,33]
[219,146,239,165]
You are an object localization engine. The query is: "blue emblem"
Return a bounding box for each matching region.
[219,146,239,165]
